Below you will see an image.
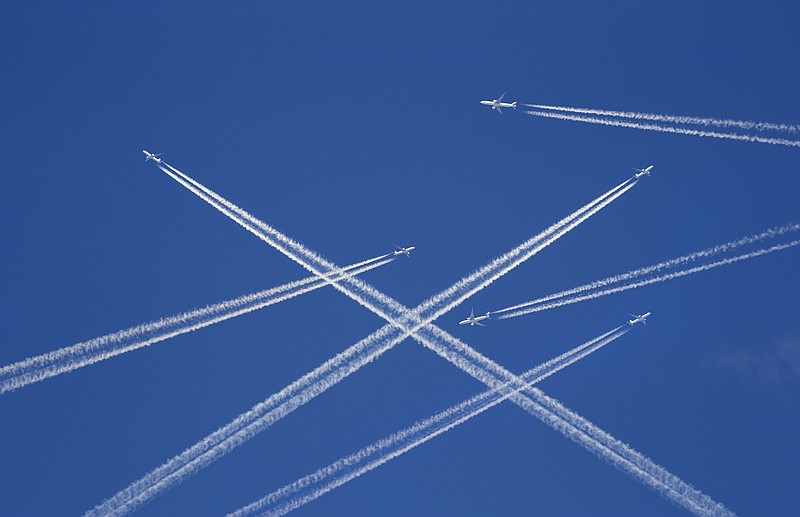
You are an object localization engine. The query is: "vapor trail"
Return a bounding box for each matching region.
[403,310,733,516]
[492,222,800,317]
[88,165,636,516]
[525,104,799,134]
[231,317,733,516]
[100,163,729,515]
[496,239,800,319]
[227,326,629,516]
[523,110,800,147]
[157,164,408,327]
[0,256,393,394]
[161,161,633,324]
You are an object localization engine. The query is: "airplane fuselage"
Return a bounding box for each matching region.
[143,150,163,164]
[628,312,652,326]
[459,312,491,326]
[393,246,416,257]
[480,100,516,110]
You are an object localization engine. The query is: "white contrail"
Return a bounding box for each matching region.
[523,110,800,147]
[402,315,733,517]
[162,161,634,324]
[157,163,408,326]
[158,164,724,514]
[87,167,636,516]
[525,104,800,134]
[227,326,630,516]
[108,163,729,515]
[0,256,393,394]
[492,222,800,317]
[497,239,800,319]
[97,162,728,516]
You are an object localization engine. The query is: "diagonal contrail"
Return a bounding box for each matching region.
[87,160,731,517]
[0,255,394,394]
[155,162,731,515]
[227,325,630,516]
[525,104,799,134]
[523,109,800,147]
[154,161,729,515]
[492,224,800,319]
[87,164,636,516]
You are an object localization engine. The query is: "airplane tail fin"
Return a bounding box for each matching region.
[511,102,517,109]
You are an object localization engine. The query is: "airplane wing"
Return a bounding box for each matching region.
[495,106,503,114]
[496,92,506,102]
[476,321,486,327]
[469,308,475,319]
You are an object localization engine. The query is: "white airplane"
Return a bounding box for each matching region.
[459,309,491,327]
[632,165,654,179]
[628,312,652,326]
[393,245,416,257]
[480,92,517,114]
[143,150,164,164]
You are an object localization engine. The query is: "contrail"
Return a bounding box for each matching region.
[496,239,800,320]
[157,163,409,327]
[525,104,800,134]
[402,313,733,516]
[0,255,393,394]
[227,325,630,516]
[161,161,634,324]
[492,222,800,317]
[87,165,637,516]
[101,162,730,515]
[523,110,800,147]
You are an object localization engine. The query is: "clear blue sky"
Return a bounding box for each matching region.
[2,2,799,515]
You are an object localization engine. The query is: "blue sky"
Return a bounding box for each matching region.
[1,2,799,515]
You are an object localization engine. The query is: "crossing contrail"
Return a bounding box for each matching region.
[97,161,730,516]
[87,164,637,516]
[523,109,800,147]
[0,255,393,394]
[231,320,734,517]
[227,325,630,516]
[492,222,800,318]
[525,104,800,134]
[161,161,634,324]
[404,315,734,516]
[158,163,408,326]
[495,239,800,320]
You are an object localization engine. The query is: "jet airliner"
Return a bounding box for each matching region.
[459,309,491,326]
[628,312,652,326]
[632,165,654,179]
[143,150,164,163]
[480,92,517,114]
[393,245,416,258]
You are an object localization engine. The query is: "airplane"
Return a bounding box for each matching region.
[459,308,491,327]
[628,312,652,326]
[393,245,416,258]
[632,165,654,179]
[480,92,517,114]
[143,150,164,164]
